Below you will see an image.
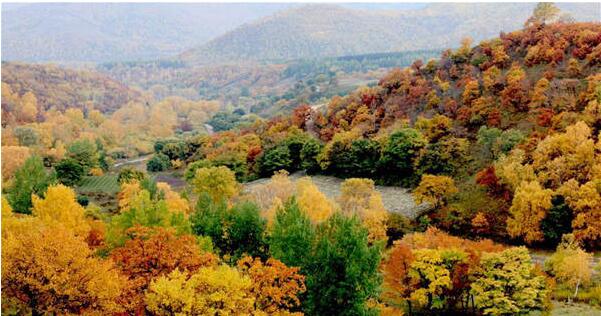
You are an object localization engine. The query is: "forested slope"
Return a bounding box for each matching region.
[168,21,601,248]
[180,3,599,64]
[2,62,143,117]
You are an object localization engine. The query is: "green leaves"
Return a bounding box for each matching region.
[270,200,382,316]
[191,194,267,263]
[6,155,55,214]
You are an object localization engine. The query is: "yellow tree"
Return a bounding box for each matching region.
[192,166,239,203]
[118,180,142,211]
[1,196,19,238]
[412,174,458,208]
[525,2,560,26]
[462,79,480,107]
[529,78,550,109]
[146,265,255,315]
[471,247,549,315]
[339,178,389,242]
[532,121,596,189]
[1,146,31,182]
[157,182,190,214]
[506,181,553,244]
[248,170,294,217]
[31,184,90,236]
[560,179,601,244]
[483,66,502,92]
[415,115,452,142]
[407,248,462,310]
[18,91,38,123]
[494,149,536,190]
[45,140,66,163]
[296,177,334,223]
[2,226,124,315]
[544,234,592,302]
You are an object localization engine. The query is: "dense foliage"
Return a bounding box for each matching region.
[3,9,601,315]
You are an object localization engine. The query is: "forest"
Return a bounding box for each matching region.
[2,3,601,316]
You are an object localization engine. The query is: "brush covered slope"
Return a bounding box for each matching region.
[167,22,601,246]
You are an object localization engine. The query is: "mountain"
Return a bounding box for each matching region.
[179,3,600,65]
[1,3,294,63]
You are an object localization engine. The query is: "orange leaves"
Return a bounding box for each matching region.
[560,180,601,245]
[382,242,415,305]
[461,79,480,107]
[110,226,217,313]
[500,63,529,112]
[382,228,505,312]
[1,146,31,182]
[237,256,306,314]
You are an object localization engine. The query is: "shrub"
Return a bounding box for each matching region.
[146,153,171,172]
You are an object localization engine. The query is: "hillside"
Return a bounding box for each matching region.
[179,3,599,64]
[1,3,293,63]
[5,6,601,316]
[1,62,143,117]
[98,50,441,117]
[164,21,601,246]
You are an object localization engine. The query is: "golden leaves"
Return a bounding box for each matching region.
[32,184,90,236]
[506,181,553,244]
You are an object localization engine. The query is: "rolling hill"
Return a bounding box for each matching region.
[179,3,600,65]
[1,62,144,115]
[1,3,293,63]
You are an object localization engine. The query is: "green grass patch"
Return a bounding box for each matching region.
[77,175,120,194]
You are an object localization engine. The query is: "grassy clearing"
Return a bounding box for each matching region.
[77,175,120,194]
[539,301,601,316]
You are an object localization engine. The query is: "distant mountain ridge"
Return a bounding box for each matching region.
[179,3,600,65]
[1,3,294,63]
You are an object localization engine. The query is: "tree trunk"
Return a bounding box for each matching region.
[572,277,581,303]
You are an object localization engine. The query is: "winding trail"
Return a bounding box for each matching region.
[113,155,150,168]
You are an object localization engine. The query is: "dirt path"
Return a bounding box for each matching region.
[244,171,430,219]
[113,155,151,168]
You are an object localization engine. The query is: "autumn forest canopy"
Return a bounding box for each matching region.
[2,2,601,316]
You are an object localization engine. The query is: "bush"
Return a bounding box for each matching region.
[259,145,292,176]
[117,167,147,184]
[378,128,427,184]
[184,160,213,181]
[300,138,323,173]
[55,158,85,187]
[386,213,412,245]
[191,194,266,263]
[67,139,99,172]
[146,153,170,172]
[76,195,89,207]
[7,156,55,214]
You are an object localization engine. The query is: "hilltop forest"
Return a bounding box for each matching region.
[2,3,601,316]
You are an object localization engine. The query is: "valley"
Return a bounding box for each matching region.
[2,2,601,316]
